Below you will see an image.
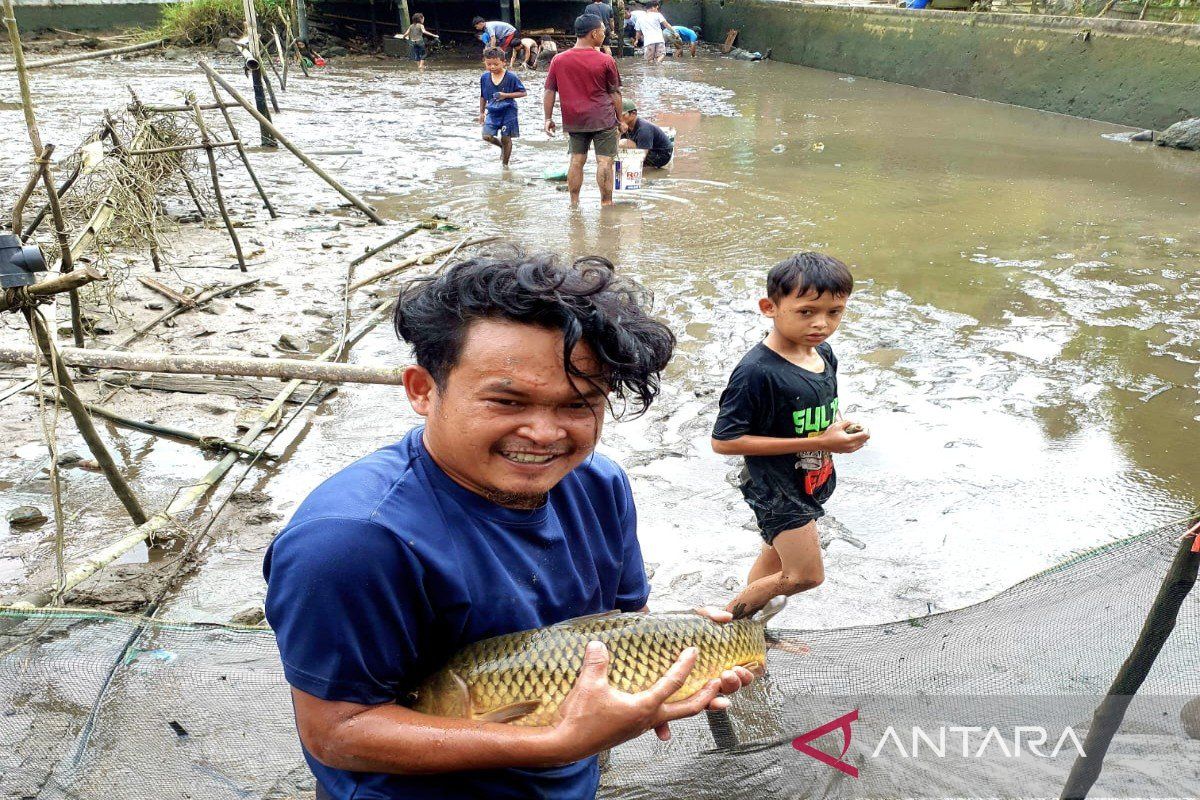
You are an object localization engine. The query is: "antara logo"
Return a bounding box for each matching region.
[792,709,860,778]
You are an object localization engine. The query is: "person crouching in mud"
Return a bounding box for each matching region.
[712,253,870,620]
[265,248,756,800]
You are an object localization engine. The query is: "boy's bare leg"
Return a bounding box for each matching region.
[726,521,824,619]
[746,544,782,584]
[500,136,513,166]
[567,152,588,205]
[483,134,502,150]
[596,155,614,205]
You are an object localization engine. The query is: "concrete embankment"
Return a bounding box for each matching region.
[12,0,174,31]
[698,0,1200,130]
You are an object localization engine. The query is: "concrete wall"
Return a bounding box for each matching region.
[698,0,1200,129]
[12,0,172,31]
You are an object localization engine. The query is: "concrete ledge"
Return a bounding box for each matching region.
[701,0,1200,128]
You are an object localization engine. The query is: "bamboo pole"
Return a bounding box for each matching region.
[200,60,386,224]
[0,39,165,72]
[29,389,268,459]
[189,99,247,273]
[34,145,86,348]
[0,266,106,314]
[22,310,148,525]
[124,140,241,156]
[2,0,43,154]
[22,143,88,241]
[350,221,434,267]
[138,101,238,113]
[348,236,497,292]
[1060,518,1200,800]
[397,0,411,32]
[8,296,398,610]
[0,277,257,405]
[273,26,289,90]
[205,71,277,218]
[513,0,522,36]
[10,165,43,236]
[137,277,195,308]
[0,344,406,385]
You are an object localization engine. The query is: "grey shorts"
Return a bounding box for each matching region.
[645,42,666,60]
[567,126,619,159]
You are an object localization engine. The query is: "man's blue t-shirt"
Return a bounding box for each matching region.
[480,70,526,123]
[482,20,517,45]
[263,427,650,799]
[673,26,698,43]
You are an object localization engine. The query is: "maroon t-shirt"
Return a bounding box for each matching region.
[545,47,621,133]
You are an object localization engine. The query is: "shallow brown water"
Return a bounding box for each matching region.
[1,52,1197,627]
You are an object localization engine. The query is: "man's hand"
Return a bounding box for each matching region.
[550,642,722,762]
[544,118,557,136]
[691,606,758,714]
[477,112,485,124]
[817,420,870,454]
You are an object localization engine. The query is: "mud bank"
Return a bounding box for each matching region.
[699,0,1200,130]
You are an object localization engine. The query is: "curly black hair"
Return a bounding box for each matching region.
[393,247,675,417]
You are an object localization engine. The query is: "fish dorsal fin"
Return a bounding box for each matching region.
[478,700,541,724]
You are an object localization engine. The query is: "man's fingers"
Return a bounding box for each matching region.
[579,640,611,683]
[693,605,733,624]
[705,695,732,712]
[660,678,722,721]
[732,665,756,685]
[717,669,741,695]
[654,721,672,741]
[646,647,698,703]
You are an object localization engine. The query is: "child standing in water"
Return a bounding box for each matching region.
[478,48,527,167]
[712,253,870,619]
[395,13,438,70]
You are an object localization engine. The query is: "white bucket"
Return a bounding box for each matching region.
[614,148,646,191]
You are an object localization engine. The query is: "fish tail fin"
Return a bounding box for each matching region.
[755,595,787,625]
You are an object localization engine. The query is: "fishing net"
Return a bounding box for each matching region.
[2,517,1198,799]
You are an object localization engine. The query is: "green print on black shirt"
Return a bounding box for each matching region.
[793,397,838,436]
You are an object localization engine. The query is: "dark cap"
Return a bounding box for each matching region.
[622,99,637,112]
[575,13,605,37]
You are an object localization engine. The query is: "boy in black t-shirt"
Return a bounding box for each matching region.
[711,252,870,619]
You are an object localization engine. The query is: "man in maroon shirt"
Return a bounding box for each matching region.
[543,14,624,206]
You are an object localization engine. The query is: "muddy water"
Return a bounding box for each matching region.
[1,54,1197,630]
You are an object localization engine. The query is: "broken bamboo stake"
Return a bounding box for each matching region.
[204,70,277,218]
[11,162,43,236]
[274,25,289,90]
[137,101,239,114]
[0,344,405,385]
[0,266,106,314]
[189,98,247,273]
[2,0,43,154]
[9,295,398,610]
[348,236,498,292]
[138,276,195,308]
[199,60,386,224]
[22,310,148,525]
[0,38,165,72]
[29,388,268,459]
[350,221,435,267]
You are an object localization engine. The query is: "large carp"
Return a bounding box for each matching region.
[412,598,785,726]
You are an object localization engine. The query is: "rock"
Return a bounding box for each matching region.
[668,571,702,592]
[722,576,740,592]
[231,490,271,505]
[325,45,349,57]
[145,301,165,311]
[1156,118,1200,150]
[276,334,306,353]
[76,459,101,471]
[163,47,184,60]
[1130,129,1155,142]
[1183,696,1200,740]
[230,606,266,626]
[771,144,786,154]
[55,450,82,466]
[216,37,239,54]
[7,506,47,527]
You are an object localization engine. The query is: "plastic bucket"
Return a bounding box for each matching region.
[614,148,646,191]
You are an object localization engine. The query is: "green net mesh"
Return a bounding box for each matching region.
[2,518,1198,799]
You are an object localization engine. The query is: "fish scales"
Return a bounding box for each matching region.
[413,610,771,727]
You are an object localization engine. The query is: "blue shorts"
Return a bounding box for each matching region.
[483,113,519,138]
[410,42,426,61]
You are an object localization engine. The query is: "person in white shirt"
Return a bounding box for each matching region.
[637,1,674,63]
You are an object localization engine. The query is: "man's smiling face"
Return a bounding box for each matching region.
[405,319,608,509]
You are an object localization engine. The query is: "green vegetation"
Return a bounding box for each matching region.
[157,0,287,46]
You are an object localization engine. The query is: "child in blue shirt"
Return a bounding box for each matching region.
[478,47,527,167]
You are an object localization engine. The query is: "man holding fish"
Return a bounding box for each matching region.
[264,248,757,799]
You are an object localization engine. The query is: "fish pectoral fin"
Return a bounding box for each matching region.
[740,660,766,677]
[478,700,542,724]
[446,671,472,718]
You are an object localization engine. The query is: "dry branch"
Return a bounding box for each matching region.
[348,236,498,292]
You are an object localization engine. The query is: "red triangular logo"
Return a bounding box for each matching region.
[792,708,860,778]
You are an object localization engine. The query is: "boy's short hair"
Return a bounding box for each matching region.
[482,47,506,61]
[473,16,486,25]
[412,12,424,22]
[766,252,853,301]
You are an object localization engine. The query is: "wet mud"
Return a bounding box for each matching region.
[1,52,1198,631]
